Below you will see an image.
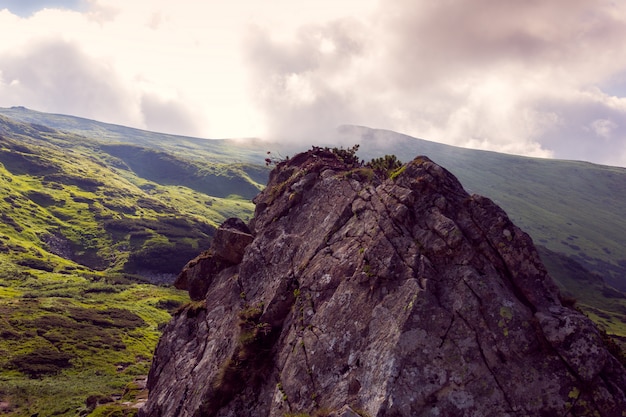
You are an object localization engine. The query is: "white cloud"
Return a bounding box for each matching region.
[0,37,143,125]
[243,0,626,165]
[0,0,626,165]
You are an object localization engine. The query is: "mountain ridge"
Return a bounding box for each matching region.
[3,107,624,289]
[0,107,625,415]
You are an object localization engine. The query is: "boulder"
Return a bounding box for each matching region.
[174,217,252,301]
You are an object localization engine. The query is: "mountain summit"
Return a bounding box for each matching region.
[141,148,626,416]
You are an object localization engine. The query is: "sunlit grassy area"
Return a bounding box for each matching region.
[0,262,189,416]
[0,114,260,415]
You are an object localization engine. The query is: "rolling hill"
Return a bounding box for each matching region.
[0,111,265,416]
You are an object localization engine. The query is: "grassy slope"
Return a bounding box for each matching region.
[0,116,259,273]
[0,115,260,416]
[0,276,188,416]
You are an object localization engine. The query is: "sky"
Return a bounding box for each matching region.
[1,1,626,167]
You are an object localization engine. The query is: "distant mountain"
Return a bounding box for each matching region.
[0,106,270,163]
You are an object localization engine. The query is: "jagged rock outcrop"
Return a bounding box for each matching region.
[141,149,626,417]
[174,218,253,301]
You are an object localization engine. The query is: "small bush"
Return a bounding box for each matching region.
[85,394,115,409]
[156,299,184,312]
[600,329,626,368]
[34,314,79,330]
[10,347,74,377]
[86,404,138,417]
[329,144,361,166]
[16,256,54,272]
[366,154,403,178]
[68,307,145,329]
[176,300,206,317]
[24,190,58,207]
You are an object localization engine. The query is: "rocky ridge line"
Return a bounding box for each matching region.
[141,148,626,417]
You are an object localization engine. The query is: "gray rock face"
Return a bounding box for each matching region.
[174,218,253,301]
[141,149,626,417]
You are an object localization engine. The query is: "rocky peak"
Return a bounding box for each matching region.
[141,148,626,417]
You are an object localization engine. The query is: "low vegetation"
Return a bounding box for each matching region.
[0,115,261,415]
[0,270,188,416]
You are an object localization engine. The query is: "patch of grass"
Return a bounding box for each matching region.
[0,268,188,416]
[9,347,74,377]
[86,404,138,417]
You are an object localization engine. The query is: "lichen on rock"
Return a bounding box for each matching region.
[140,148,626,417]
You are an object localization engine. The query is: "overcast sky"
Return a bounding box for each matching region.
[1,1,626,166]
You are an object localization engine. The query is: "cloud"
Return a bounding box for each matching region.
[0,5,206,135]
[0,37,142,126]
[140,93,202,137]
[244,18,368,142]
[242,0,626,165]
[1,1,626,165]
[533,89,626,165]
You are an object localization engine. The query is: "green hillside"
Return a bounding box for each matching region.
[0,116,261,275]
[0,106,270,164]
[0,114,261,416]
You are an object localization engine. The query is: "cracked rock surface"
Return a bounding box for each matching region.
[140,148,626,417]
